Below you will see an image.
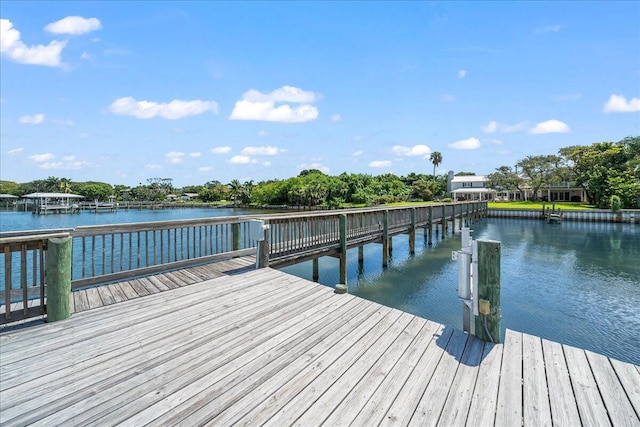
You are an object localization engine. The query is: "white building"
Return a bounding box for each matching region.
[447,171,587,202]
[448,173,496,201]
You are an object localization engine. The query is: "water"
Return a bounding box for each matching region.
[282,218,640,365]
[2,211,639,364]
[0,208,268,233]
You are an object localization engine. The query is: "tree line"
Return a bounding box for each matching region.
[1,138,638,208]
[488,136,639,208]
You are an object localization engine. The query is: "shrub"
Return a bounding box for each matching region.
[610,195,622,212]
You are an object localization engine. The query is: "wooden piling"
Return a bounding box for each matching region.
[409,208,416,255]
[232,223,241,251]
[339,214,347,284]
[441,205,446,237]
[427,206,433,245]
[258,224,270,268]
[46,237,72,322]
[312,258,319,282]
[474,239,501,343]
[382,210,389,268]
[358,245,364,274]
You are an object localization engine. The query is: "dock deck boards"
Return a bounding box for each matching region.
[1,264,638,426]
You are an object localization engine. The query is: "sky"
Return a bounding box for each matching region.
[1,1,639,188]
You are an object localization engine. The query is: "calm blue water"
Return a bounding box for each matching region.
[2,210,638,364]
[282,218,640,365]
[0,208,265,232]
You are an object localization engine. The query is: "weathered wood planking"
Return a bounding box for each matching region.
[1,267,638,427]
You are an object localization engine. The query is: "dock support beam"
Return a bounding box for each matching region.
[382,210,389,268]
[358,245,364,274]
[339,214,347,284]
[409,208,416,255]
[441,205,446,237]
[312,258,319,282]
[474,239,501,343]
[46,237,72,322]
[427,206,433,245]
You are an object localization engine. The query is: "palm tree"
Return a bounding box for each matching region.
[228,179,242,205]
[59,178,72,194]
[430,152,443,176]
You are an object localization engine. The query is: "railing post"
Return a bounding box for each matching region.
[232,222,241,251]
[46,237,72,322]
[409,207,416,255]
[258,224,270,268]
[382,210,389,268]
[339,214,347,285]
[474,239,501,343]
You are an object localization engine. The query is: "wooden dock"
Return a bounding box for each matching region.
[1,262,639,426]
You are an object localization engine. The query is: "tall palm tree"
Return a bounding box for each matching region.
[430,152,443,176]
[228,179,242,205]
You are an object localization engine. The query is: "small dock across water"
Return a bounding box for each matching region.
[1,260,638,426]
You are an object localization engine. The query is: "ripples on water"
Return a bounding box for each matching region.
[282,218,640,365]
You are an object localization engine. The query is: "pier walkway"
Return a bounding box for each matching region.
[1,260,639,426]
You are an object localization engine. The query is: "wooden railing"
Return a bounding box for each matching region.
[0,202,487,323]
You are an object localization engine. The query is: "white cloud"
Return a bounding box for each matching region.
[529,119,571,134]
[108,96,219,120]
[352,150,364,156]
[486,138,503,145]
[45,16,102,35]
[145,164,162,170]
[257,130,268,137]
[229,155,257,164]
[1,19,67,67]
[29,153,55,162]
[481,120,528,133]
[211,146,232,154]
[353,135,364,141]
[229,86,319,123]
[81,51,94,60]
[165,152,185,164]
[449,137,481,150]
[535,24,561,34]
[441,94,456,102]
[392,144,431,158]
[189,152,201,158]
[458,69,467,79]
[28,153,93,169]
[242,86,318,103]
[19,113,45,124]
[241,146,283,156]
[331,114,341,122]
[199,166,213,172]
[369,160,392,168]
[262,161,272,167]
[8,147,24,155]
[603,94,640,113]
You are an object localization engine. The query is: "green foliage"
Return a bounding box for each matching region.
[0,180,20,195]
[610,195,622,212]
[430,151,443,176]
[561,137,640,208]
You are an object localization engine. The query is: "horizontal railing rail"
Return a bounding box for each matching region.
[0,201,487,323]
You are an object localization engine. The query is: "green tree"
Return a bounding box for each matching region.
[487,166,526,199]
[516,155,562,200]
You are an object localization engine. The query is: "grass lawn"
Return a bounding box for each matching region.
[488,201,596,210]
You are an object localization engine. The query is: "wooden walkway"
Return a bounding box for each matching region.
[1,265,639,426]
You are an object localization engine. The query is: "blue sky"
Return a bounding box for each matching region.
[1,1,639,187]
